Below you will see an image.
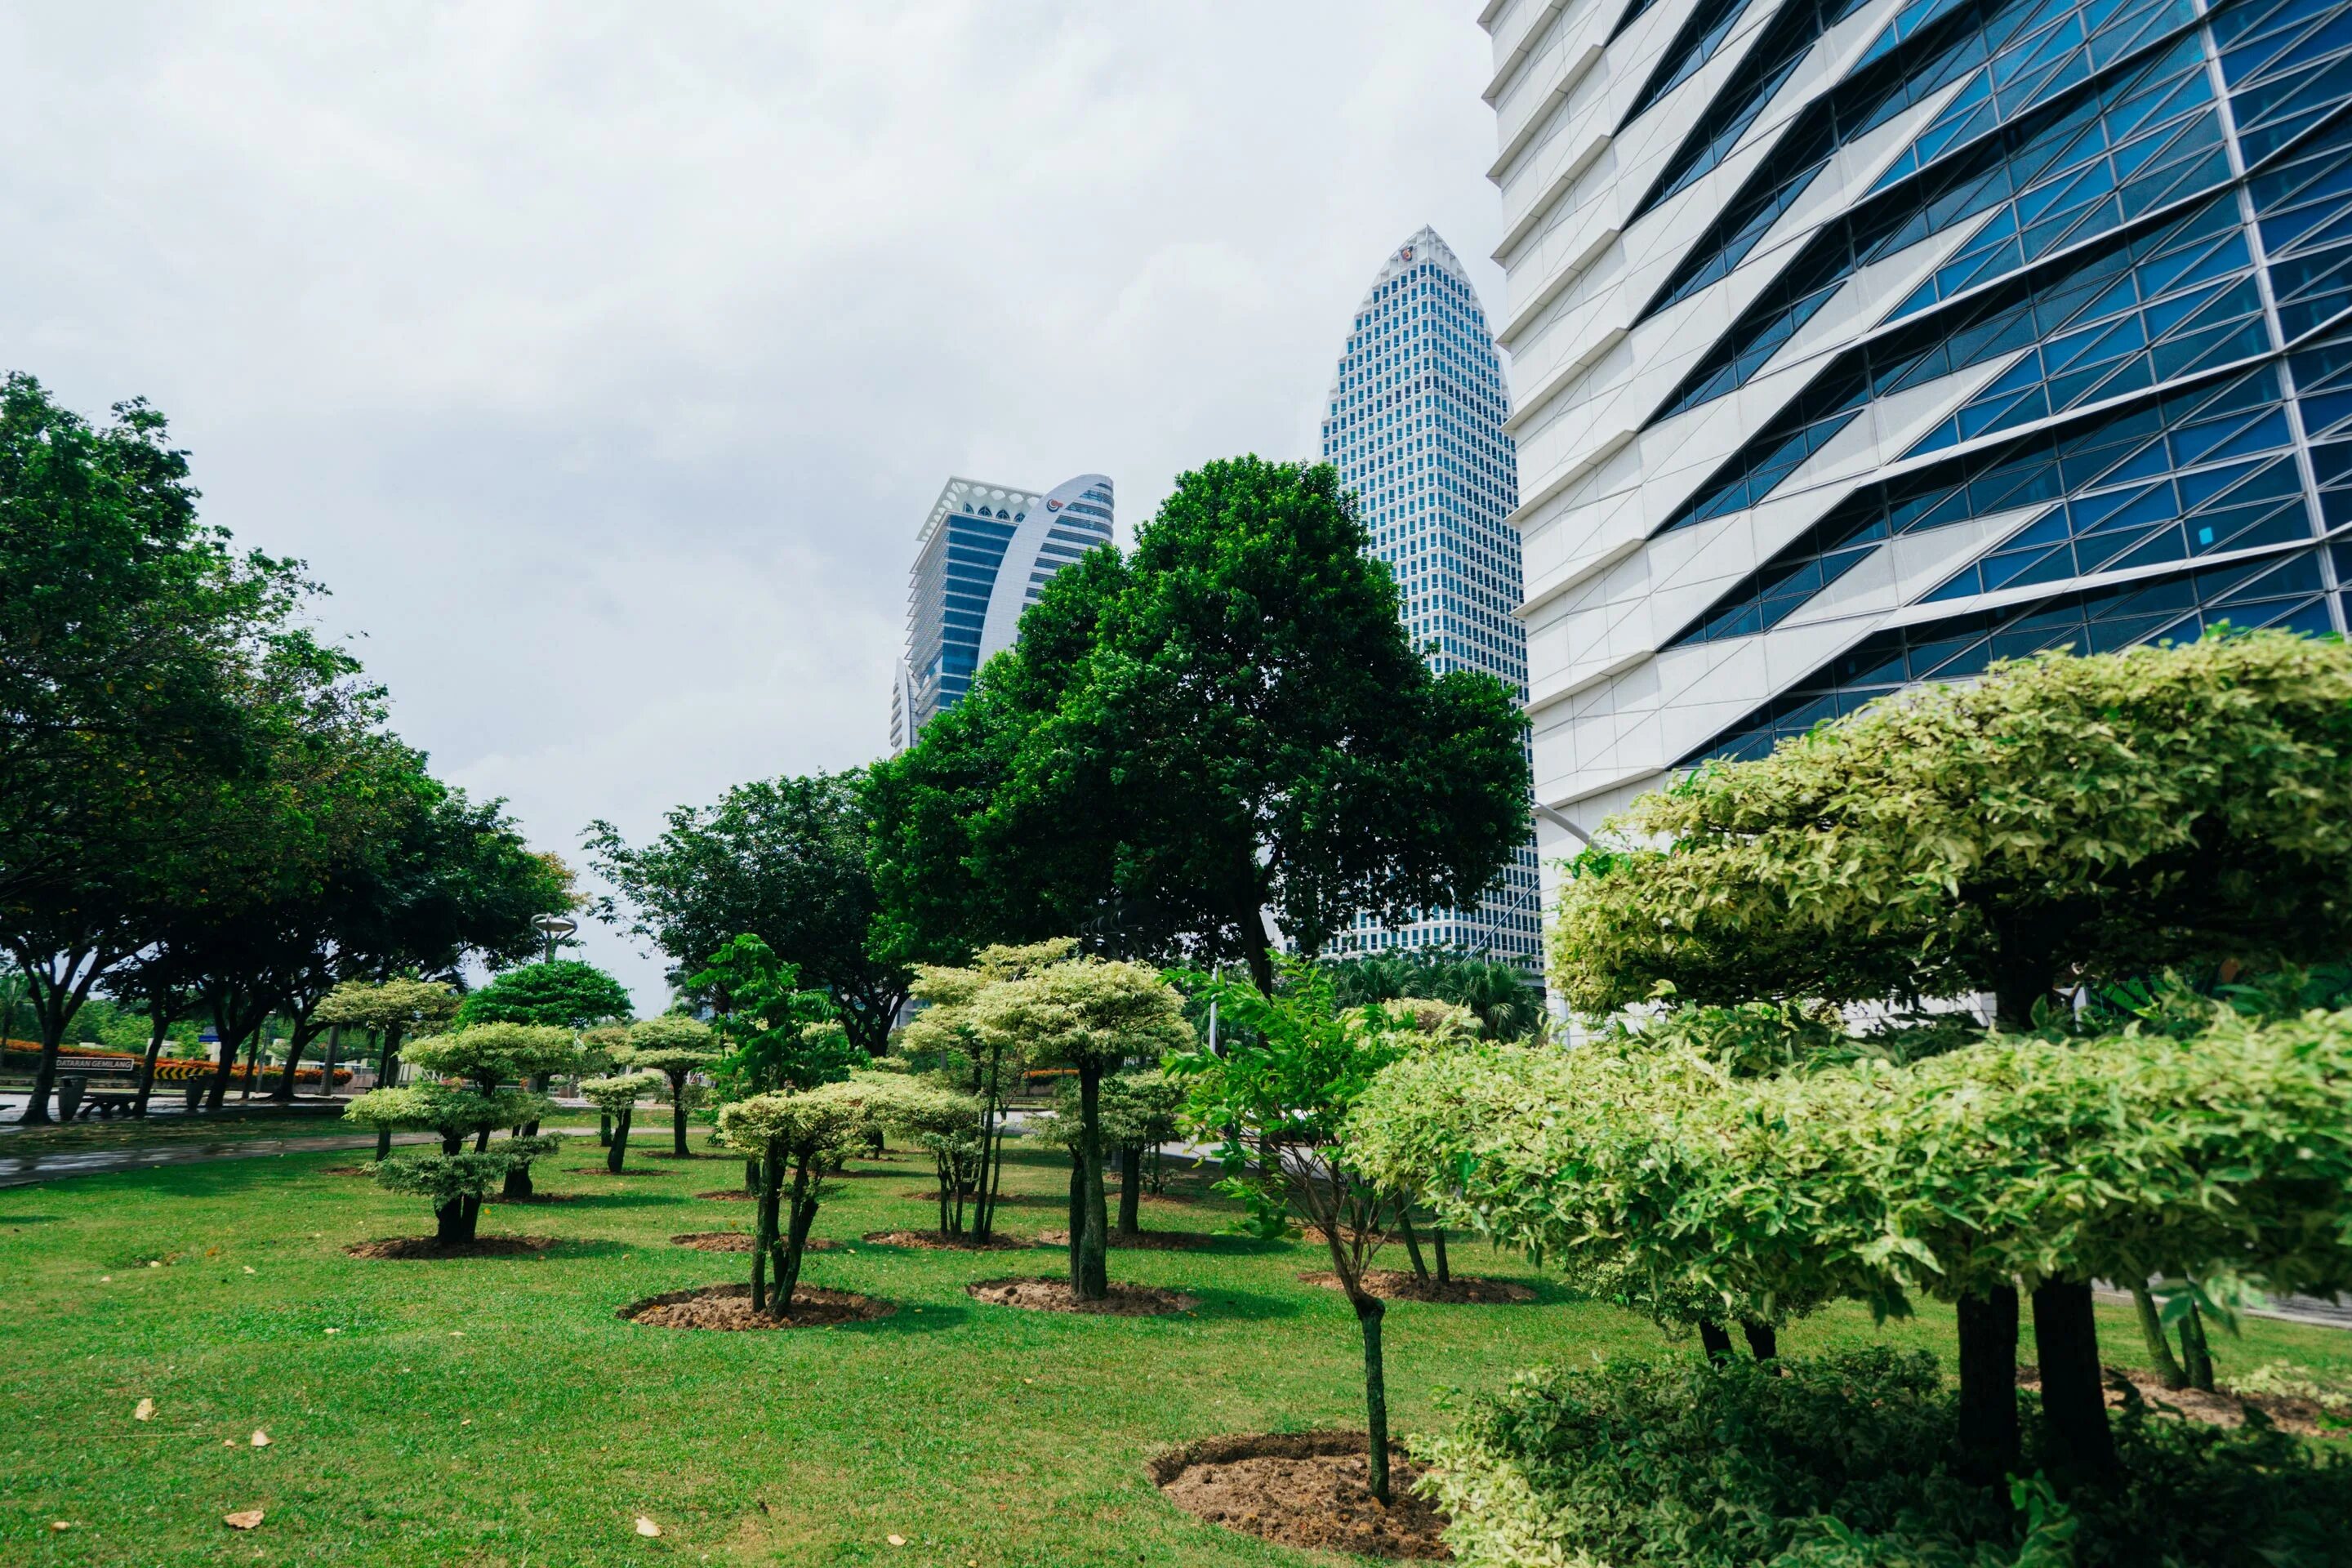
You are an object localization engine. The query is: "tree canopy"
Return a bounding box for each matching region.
[452,960,632,1031]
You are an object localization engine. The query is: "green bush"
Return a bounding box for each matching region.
[1417,1350,2352,1568]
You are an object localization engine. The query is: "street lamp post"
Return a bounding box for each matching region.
[532,914,578,965]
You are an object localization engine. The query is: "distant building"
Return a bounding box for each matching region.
[890,473,1115,752]
[1319,225,1544,973]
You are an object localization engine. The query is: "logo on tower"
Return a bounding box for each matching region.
[1398,246,1414,262]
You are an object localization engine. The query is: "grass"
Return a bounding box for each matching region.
[2,1142,2346,1567]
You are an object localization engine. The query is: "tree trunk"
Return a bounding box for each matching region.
[2131,1285,2187,1390]
[1396,1206,1430,1282]
[435,1198,467,1247]
[775,1151,817,1315]
[598,1112,612,1147]
[457,1194,482,1244]
[1355,1292,1392,1503]
[751,1141,782,1313]
[670,1072,690,1156]
[1076,1065,1110,1300]
[319,1024,343,1102]
[2178,1299,2215,1392]
[373,1025,406,1160]
[239,1029,263,1100]
[1067,1151,1085,1283]
[1116,1143,1143,1236]
[273,1025,314,1102]
[23,1013,66,1125]
[743,1156,758,1196]
[1432,1227,1450,1285]
[206,1019,244,1111]
[2031,1279,2118,1487]
[607,1107,632,1173]
[132,1013,172,1117]
[1956,1285,2020,1481]
[1698,1320,1735,1361]
[501,1128,535,1200]
[1742,1321,1779,1361]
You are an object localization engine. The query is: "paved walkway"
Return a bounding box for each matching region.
[0,1126,595,1190]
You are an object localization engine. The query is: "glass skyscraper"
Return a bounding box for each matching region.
[890,472,1114,753]
[1320,225,1544,971]
[1484,0,2352,867]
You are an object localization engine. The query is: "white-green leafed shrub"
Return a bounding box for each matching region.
[577,1072,659,1113]
[403,1022,580,1086]
[367,1151,515,1202]
[342,1085,546,1142]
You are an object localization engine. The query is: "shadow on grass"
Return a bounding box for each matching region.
[0,1214,60,1224]
[344,1235,635,1261]
[1162,1285,1304,1322]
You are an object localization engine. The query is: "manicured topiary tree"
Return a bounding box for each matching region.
[1099,1071,1183,1236]
[1172,960,1417,1502]
[579,1071,659,1172]
[578,1023,630,1145]
[621,1015,719,1157]
[452,960,631,1031]
[403,1022,579,1198]
[344,1084,550,1245]
[974,954,1191,1302]
[313,978,460,1159]
[715,1080,875,1315]
[874,1078,987,1239]
[1544,630,2352,1482]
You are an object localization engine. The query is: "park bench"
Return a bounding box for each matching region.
[74,1089,143,1120]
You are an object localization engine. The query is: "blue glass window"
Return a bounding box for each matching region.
[2214,0,2352,163]
[2250,110,2352,342]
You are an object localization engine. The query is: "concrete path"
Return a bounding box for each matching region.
[0,1126,595,1190]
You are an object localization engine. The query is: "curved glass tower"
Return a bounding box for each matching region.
[1321,226,1544,971]
[1485,0,2352,860]
[890,473,1114,753]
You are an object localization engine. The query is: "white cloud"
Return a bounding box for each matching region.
[0,1,1508,1008]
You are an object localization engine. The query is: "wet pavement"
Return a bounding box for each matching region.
[0,1127,595,1189]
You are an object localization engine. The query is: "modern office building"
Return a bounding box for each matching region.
[1320,226,1545,971]
[889,473,1115,753]
[1481,0,2352,891]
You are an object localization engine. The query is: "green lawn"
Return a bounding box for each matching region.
[3,1143,2346,1567]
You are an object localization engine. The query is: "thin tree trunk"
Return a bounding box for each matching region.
[670,1073,690,1157]
[239,1028,263,1100]
[775,1151,816,1315]
[607,1107,632,1173]
[1956,1285,2020,1481]
[2178,1299,2215,1392]
[1698,1320,1735,1361]
[751,1141,782,1313]
[457,1193,481,1244]
[1076,1065,1110,1300]
[133,1012,172,1117]
[273,1025,314,1102]
[2131,1285,2187,1390]
[598,1112,612,1147]
[1432,1227,1450,1284]
[1741,1321,1779,1361]
[319,1024,343,1102]
[501,1127,535,1200]
[743,1156,758,1195]
[1116,1143,1143,1236]
[1356,1292,1392,1503]
[2031,1279,2118,1487]
[373,1025,405,1159]
[1067,1151,1085,1284]
[1396,1206,1429,1282]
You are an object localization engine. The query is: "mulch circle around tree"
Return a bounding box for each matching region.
[564,1166,670,1177]
[482,1191,581,1205]
[862,1229,1033,1252]
[620,1282,892,1330]
[965,1276,1198,1316]
[1298,1269,1535,1305]
[668,1232,840,1254]
[345,1235,559,1261]
[695,1189,756,1201]
[322,1165,370,1177]
[1033,1227,1219,1252]
[1147,1430,1450,1561]
[2021,1363,2341,1438]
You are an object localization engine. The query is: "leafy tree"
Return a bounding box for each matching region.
[870,1077,988,1239]
[1544,631,2352,1483]
[973,954,1190,1300]
[1170,960,1416,1502]
[621,1016,719,1157]
[345,1085,548,1245]
[894,939,1072,1241]
[586,771,911,1055]
[1325,948,1544,1042]
[715,1080,875,1316]
[870,457,1532,991]
[452,960,630,1031]
[403,1022,579,1200]
[1099,1071,1184,1236]
[579,1072,659,1172]
[311,978,459,1159]
[688,935,849,1096]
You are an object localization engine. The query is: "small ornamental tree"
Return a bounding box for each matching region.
[621,1015,719,1157]
[1099,1070,1184,1236]
[452,960,631,1030]
[344,1085,550,1245]
[579,1071,659,1172]
[715,1080,875,1316]
[689,934,846,1097]
[313,978,459,1159]
[1170,959,1415,1502]
[1544,631,2352,1483]
[578,1023,630,1144]
[897,939,1071,1241]
[973,953,1191,1301]
[873,1078,987,1239]
[403,1022,579,1198]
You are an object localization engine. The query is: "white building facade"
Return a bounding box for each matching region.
[890,473,1115,753]
[1320,226,1545,971]
[1481,0,2352,900]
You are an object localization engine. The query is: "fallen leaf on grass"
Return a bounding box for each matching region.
[635,1516,662,1537]
[887,1535,906,1547]
[242,1266,256,1275]
[48,1521,73,1532]
[249,1430,270,1447]
[133,1398,154,1421]
[224,1509,265,1530]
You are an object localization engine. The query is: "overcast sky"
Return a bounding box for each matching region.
[1,2,1508,1010]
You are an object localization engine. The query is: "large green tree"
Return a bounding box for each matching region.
[452,960,631,1031]
[586,771,910,1055]
[869,457,1531,991]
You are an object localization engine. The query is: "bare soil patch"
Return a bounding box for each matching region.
[621,1282,891,1330]
[481,1191,581,1205]
[2020,1364,2342,1438]
[966,1276,1197,1316]
[1299,1269,1534,1305]
[695,1188,755,1201]
[862,1228,1033,1252]
[564,1166,670,1178]
[345,1235,558,1260]
[669,1232,841,1254]
[1149,1430,1450,1560]
[1034,1227,1219,1252]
